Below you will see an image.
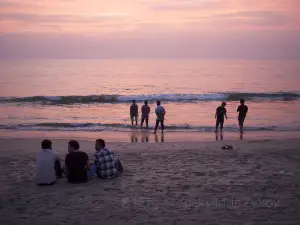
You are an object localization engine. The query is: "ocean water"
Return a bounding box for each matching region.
[0,59,300,137]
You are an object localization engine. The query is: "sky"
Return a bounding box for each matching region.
[0,0,299,58]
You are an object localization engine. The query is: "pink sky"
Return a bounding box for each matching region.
[0,0,299,58]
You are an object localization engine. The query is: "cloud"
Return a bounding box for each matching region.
[1,29,299,59]
[141,0,225,11]
[0,12,128,24]
[212,10,287,27]
[0,1,43,9]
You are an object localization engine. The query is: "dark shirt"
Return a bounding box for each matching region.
[141,105,150,119]
[237,105,248,119]
[216,107,227,121]
[65,151,89,183]
[130,104,138,116]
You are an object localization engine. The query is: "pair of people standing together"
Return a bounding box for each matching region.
[130,100,166,134]
[215,99,248,133]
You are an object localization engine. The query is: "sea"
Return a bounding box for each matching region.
[1,59,300,141]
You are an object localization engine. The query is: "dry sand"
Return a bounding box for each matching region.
[0,138,300,225]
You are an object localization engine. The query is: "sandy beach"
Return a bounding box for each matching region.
[0,137,299,225]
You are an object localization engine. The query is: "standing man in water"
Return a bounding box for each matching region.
[154,100,166,134]
[141,100,150,129]
[215,102,228,132]
[130,100,138,126]
[237,99,248,133]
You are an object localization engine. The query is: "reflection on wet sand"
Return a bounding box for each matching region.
[215,131,224,141]
[130,134,138,143]
[154,133,164,143]
[130,130,245,143]
[141,132,149,142]
[130,131,165,143]
[240,132,243,140]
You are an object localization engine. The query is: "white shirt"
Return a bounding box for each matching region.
[36,149,59,184]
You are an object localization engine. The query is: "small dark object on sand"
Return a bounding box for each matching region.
[222,145,233,149]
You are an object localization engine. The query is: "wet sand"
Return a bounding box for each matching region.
[0,138,300,225]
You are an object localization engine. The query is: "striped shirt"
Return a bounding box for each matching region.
[155,105,166,121]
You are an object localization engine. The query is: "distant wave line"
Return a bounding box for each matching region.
[0,92,299,105]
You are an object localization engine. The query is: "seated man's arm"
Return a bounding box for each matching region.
[85,153,90,170]
[54,152,63,177]
[94,152,103,177]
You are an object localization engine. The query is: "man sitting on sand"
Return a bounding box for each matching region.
[94,139,123,179]
[65,140,90,184]
[141,100,150,129]
[36,139,63,185]
[130,100,138,126]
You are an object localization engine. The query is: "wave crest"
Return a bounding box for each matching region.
[1,92,299,105]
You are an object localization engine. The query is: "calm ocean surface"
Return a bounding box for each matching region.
[1,59,300,136]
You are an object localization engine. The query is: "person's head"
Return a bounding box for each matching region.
[95,139,105,151]
[157,100,161,106]
[144,100,148,105]
[132,100,136,105]
[68,140,80,153]
[41,139,52,150]
[240,99,245,105]
[221,102,226,107]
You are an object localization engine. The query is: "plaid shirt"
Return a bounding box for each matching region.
[155,105,165,121]
[94,148,119,179]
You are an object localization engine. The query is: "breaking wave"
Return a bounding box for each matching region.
[0,92,299,105]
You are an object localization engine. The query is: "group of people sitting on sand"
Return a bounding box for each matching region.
[130,99,248,133]
[36,138,123,186]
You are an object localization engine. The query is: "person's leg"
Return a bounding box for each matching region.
[135,116,138,126]
[37,181,56,186]
[141,118,144,128]
[154,119,159,133]
[220,120,224,131]
[239,116,245,133]
[145,118,149,129]
[215,119,220,131]
[161,120,164,132]
[131,116,134,126]
[241,117,245,130]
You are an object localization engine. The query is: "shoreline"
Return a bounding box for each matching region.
[0,129,299,143]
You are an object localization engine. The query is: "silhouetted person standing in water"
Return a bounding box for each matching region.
[215,102,227,132]
[237,99,248,133]
[154,100,166,134]
[141,101,150,129]
[130,100,138,126]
